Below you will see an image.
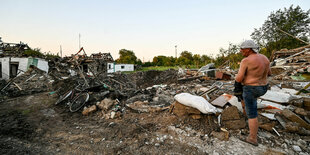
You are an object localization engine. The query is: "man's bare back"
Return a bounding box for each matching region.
[236,53,271,86]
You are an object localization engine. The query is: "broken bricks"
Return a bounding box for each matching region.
[97,98,115,111]
[82,105,97,116]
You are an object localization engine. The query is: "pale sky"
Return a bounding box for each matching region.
[1,0,309,62]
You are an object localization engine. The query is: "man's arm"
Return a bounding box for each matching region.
[235,59,247,83]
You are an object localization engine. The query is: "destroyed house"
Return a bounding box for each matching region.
[0,57,48,80]
[107,63,134,73]
[271,44,310,63]
[74,51,134,74]
[74,52,115,75]
[0,38,49,79]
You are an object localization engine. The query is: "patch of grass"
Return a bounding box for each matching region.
[138,66,178,71]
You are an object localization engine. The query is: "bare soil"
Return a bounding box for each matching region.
[0,92,216,154]
[1,91,306,154]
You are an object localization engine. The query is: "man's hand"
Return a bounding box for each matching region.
[234,81,243,102]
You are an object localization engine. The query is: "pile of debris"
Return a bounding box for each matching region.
[271,45,310,81]
[0,38,31,57]
[1,65,55,97]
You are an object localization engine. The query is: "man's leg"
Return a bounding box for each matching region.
[248,117,258,143]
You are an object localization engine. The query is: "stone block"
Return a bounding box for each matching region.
[221,106,240,121]
[172,101,201,117]
[82,105,97,116]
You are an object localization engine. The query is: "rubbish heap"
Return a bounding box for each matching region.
[1,43,310,154]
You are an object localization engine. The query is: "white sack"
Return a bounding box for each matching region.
[174,93,218,114]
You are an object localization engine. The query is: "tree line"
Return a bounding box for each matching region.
[116,5,310,69]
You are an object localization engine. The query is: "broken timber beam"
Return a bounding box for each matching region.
[282,109,310,130]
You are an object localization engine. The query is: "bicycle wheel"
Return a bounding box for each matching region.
[55,90,72,105]
[69,92,89,112]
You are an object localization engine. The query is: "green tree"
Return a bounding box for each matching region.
[142,61,153,67]
[214,43,243,69]
[153,55,167,66]
[116,49,138,64]
[136,59,142,65]
[177,51,193,66]
[200,54,212,65]
[251,5,310,57]
[153,56,176,66]
[193,54,201,67]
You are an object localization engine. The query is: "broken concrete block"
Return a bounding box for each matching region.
[221,106,246,130]
[282,109,310,130]
[97,98,114,110]
[221,106,241,121]
[222,119,246,130]
[82,105,97,116]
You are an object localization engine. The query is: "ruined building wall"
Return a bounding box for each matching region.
[0,57,48,79]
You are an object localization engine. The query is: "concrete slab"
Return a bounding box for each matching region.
[260,90,298,103]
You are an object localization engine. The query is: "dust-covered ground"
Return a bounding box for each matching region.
[0,92,308,155]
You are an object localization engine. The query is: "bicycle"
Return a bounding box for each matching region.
[55,82,90,112]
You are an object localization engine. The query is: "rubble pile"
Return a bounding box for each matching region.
[1,66,55,97]
[1,43,310,154]
[0,40,31,57]
[271,45,310,81]
[48,57,72,79]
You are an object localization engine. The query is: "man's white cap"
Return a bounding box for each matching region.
[240,40,259,53]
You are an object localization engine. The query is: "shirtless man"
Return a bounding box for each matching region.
[235,40,271,146]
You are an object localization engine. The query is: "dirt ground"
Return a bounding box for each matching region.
[0,91,306,155]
